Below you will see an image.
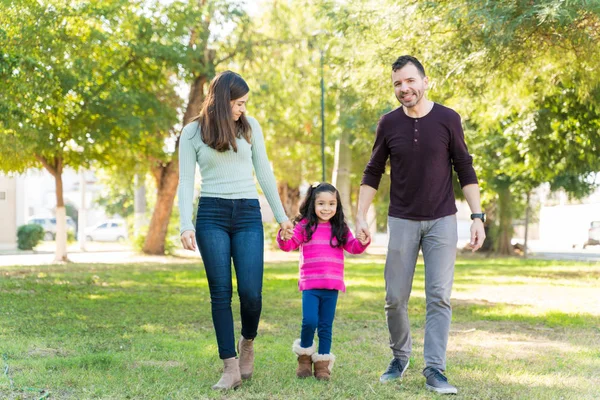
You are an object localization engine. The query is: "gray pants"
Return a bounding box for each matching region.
[385,215,457,371]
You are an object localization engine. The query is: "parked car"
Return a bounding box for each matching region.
[84,220,128,242]
[27,216,77,241]
[583,221,600,248]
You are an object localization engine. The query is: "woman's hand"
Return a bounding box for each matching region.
[279,220,294,241]
[181,230,197,251]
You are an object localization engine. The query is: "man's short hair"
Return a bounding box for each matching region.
[392,55,426,77]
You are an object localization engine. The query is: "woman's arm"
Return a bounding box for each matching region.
[248,117,289,224]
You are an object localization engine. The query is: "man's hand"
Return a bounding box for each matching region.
[469,219,486,252]
[181,230,197,251]
[355,217,371,244]
[356,230,370,246]
[279,220,294,241]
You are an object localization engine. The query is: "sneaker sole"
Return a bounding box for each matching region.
[425,383,457,395]
[379,359,410,383]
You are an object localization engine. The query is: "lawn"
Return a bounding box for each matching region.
[1,255,599,399]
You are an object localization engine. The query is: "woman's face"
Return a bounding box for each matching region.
[231,93,249,121]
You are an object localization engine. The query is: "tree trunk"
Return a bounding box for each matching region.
[141,47,211,255]
[37,155,68,261]
[182,75,207,125]
[142,161,179,254]
[278,181,300,218]
[495,185,513,255]
[331,136,352,220]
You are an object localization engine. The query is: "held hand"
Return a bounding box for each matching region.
[357,231,369,246]
[469,219,486,252]
[181,230,197,251]
[355,217,371,243]
[279,229,292,241]
[279,220,294,241]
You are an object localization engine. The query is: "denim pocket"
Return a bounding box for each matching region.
[244,199,261,209]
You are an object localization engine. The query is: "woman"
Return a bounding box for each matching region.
[178,71,293,390]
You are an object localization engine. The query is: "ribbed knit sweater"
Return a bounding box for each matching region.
[277,220,369,292]
[178,116,288,234]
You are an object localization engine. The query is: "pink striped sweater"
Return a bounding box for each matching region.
[277,220,369,292]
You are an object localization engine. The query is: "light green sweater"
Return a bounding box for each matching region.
[178,116,288,234]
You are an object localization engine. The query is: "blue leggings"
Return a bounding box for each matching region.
[300,289,339,354]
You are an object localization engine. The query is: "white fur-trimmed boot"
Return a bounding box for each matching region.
[312,353,335,381]
[292,339,316,378]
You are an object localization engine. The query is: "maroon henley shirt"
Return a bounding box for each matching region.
[361,103,478,220]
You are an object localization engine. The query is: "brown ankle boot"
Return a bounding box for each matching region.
[211,357,242,390]
[312,353,335,381]
[237,337,254,380]
[292,339,316,378]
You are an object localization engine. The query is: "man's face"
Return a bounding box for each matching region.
[392,63,428,108]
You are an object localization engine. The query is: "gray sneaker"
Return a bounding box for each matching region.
[379,357,409,382]
[423,367,457,395]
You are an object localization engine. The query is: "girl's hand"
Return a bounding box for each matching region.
[279,220,294,241]
[357,231,369,246]
[181,230,197,251]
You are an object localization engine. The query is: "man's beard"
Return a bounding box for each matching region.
[396,91,421,108]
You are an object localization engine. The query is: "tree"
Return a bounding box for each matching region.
[137,0,254,254]
[0,0,178,260]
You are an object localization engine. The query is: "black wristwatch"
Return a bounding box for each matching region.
[470,213,486,223]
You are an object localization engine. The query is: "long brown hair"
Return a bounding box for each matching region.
[193,71,251,152]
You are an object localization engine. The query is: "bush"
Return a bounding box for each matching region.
[17,224,44,250]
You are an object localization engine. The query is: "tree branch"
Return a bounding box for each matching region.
[35,154,57,177]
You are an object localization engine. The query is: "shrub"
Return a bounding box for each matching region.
[17,224,44,250]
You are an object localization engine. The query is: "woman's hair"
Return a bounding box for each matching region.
[192,70,251,152]
[295,182,348,248]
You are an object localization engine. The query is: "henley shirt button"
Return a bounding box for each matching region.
[414,139,417,142]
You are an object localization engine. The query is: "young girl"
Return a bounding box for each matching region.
[277,182,370,381]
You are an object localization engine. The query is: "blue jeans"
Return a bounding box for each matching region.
[195,197,264,359]
[300,289,339,354]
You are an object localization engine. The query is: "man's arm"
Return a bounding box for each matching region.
[462,183,485,252]
[356,184,378,242]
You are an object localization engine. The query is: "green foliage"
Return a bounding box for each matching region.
[94,168,136,219]
[16,224,44,250]
[2,0,599,254]
[67,230,76,244]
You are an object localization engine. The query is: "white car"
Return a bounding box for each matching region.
[85,220,128,242]
[27,216,77,241]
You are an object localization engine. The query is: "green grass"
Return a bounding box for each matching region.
[1,256,599,399]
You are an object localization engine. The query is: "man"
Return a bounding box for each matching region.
[356,55,485,395]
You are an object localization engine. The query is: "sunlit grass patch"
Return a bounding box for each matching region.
[0,256,598,399]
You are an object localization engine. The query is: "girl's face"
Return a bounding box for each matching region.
[230,93,249,121]
[314,191,337,223]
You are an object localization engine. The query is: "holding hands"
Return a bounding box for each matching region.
[356,230,370,246]
[279,220,294,241]
[355,217,371,246]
